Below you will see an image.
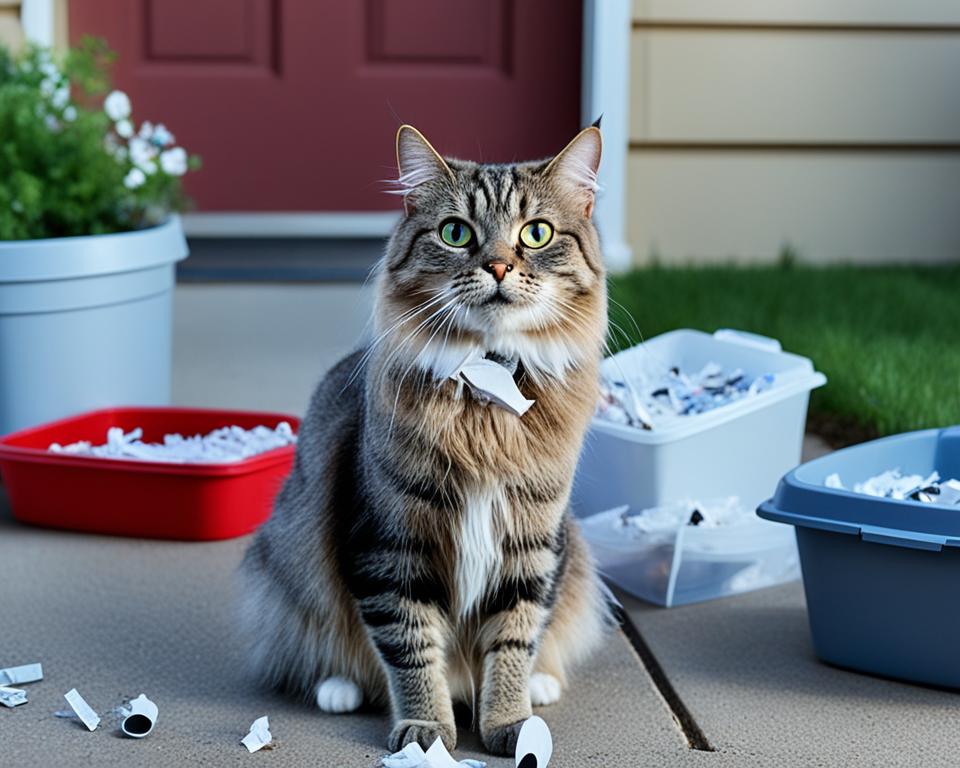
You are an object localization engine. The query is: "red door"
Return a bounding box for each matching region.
[69,0,583,212]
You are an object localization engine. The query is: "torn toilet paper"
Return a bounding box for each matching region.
[609,497,748,536]
[241,715,273,753]
[119,693,158,738]
[63,688,101,731]
[0,686,27,708]
[49,422,296,464]
[597,361,774,430]
[0,662,42,686]
[381,716,553,768]
[826,469,960,506]
[382,737,485,768]
[449,351,534,417]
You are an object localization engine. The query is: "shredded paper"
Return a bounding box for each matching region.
[241,715,273,753]
[597,361,775,430]
[49,423,296,464]
[826,469,960,507]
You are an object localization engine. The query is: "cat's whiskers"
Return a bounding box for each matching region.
[387,299,462,438]
[343,290,451,392]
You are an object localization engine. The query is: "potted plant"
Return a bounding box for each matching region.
[0,39,199,434]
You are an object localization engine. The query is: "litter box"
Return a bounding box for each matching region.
[572,329,826,516]
[0,407,298,541]
[580,499,799,607]
[758,426,960,689]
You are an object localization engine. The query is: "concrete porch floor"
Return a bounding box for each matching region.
[2,284,957,766]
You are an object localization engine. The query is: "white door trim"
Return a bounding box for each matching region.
[20,0,55,46]
[582,0,634,273]
[180,212,400,239]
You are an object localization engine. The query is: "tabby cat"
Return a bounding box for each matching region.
[239,123,613,756]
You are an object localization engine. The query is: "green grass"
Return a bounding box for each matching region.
[607,264,960,439]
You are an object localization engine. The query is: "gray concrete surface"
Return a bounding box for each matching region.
[622,584,960,767]
[173,284,376,415]
[5,284,951,766]
[0,497,686,766]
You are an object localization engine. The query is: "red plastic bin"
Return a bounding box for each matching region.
[0,407,299,541]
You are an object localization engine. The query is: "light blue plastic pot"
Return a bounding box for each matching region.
[0,217,188,435]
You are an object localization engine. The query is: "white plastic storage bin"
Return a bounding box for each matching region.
[572,329,826,516]
[580,501,800,607]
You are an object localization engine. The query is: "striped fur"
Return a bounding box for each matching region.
[238,125,614,756]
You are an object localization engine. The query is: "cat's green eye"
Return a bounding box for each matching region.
[439,219,474,248]
[519,220,553,249]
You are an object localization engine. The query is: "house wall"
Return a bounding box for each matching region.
[0,0,23,49]
[627,0,960,264]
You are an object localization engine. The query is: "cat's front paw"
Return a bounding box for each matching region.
[388,718,456,753]
[529,672,562,707]
[481,719,526,756]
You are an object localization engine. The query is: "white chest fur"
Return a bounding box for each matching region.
[455,487,505,617]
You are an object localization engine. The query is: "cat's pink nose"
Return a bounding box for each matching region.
[484,261,512,282]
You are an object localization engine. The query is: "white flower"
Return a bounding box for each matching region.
[63,106,77,122]
[40,61,59,80]
[40,77,56,97]
[139,160,157,175]
[159,147,188,176]
[116,119,133,138]
[138,120,154,139]
[51,85,70,110]
[151,123,174,147]
[104,90,131,121]
[124,168,146,189]
[44,114,59,131]
[129,137,157,167]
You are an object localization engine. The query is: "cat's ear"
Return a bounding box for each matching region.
[395,125,453,215]
[544,125,602,218]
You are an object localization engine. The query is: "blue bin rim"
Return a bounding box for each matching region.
[757,426,960,551]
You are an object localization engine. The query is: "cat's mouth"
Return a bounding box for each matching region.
[483,291,512,306]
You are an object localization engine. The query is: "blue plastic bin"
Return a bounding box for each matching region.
[758,426,960,689]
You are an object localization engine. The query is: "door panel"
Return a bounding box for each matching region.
[70,0,583,212]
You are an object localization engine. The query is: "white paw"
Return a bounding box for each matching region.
[315,676,363,713]
[528,673,562,707]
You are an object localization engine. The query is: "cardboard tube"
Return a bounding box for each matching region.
[121,694,158,738]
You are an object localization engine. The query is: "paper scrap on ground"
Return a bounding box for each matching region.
[241,715,273,753]
[826,469,960,506]
[450,351,534,417]
[382,737,486,768]
[0,662,43,686]
[516,716,553,768]
[64,688,101,731]
[0,686,28,708]
[119,693,158,738]
[49,422,296,464]
[597,361,775,430]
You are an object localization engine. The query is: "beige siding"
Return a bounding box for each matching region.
[626,2,960,264]
[632,0,960,26]
[631,32,960,143]
[628,152,960,264]
[0,1,22,50]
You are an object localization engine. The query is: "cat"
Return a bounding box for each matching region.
[239,122,614,756]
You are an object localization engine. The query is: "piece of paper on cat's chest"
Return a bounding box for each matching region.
[450,352,535,417]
